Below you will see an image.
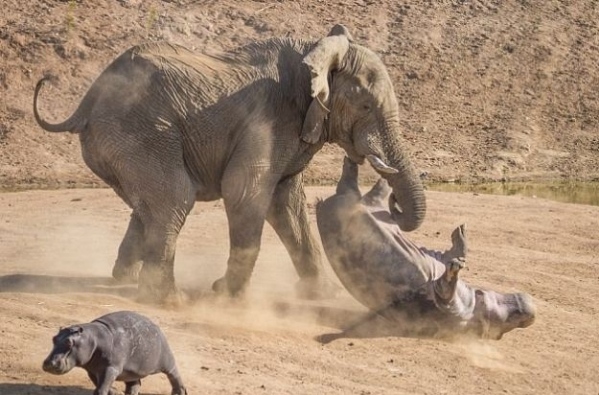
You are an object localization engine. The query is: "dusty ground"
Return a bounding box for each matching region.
[0,185,598,394]
[1,1,599,395]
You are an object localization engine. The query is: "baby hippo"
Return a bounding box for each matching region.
[43,311,187,395]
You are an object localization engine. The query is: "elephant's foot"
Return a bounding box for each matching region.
[211,275,249,298]
[137,265,182,306]
[112,261,142,284]
[295,276,341,300]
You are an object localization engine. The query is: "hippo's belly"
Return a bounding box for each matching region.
[317,197,436,311]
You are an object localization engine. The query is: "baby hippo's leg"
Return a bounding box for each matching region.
[124,380,141,395]
[93,366,120,395]
[164,366,187,395]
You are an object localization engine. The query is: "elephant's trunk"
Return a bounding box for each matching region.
[366,118,426,232]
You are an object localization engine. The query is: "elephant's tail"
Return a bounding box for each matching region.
[33,76,85,133]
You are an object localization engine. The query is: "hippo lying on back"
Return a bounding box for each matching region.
[316,157,536,340]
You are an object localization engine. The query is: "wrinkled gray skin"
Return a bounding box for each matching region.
[42,311,186,395]
[316,158,536,340]
[32,24,426,303]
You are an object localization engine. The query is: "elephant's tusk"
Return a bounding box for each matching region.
[366,155,399,174]
[315,95,331,114]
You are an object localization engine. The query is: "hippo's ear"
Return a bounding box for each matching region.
[69,326,83,334]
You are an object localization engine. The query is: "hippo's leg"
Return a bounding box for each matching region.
[164,367,187,395]
[87,371,99,387]
[124,380,141,395]
[433,257,466,302]
[93,366,119,395]
[336,157,362,197]
[360,178,391,207]
[87,372,118,395]
[440,224,468,263]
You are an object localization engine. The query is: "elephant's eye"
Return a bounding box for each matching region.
[362,104,372,112]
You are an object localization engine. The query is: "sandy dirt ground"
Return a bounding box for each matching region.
[1,1,599,394]
[0,185,597,395]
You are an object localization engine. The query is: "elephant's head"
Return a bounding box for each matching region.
[301,25,426,231]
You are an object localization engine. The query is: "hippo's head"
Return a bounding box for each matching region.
[43,326,92,374]
[468,289,536,340]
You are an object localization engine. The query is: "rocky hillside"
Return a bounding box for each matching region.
[1,0,598,189]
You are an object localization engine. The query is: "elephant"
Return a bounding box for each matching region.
[32,24,427,303]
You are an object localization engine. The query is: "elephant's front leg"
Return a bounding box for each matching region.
[212,205,269,297]
[213,170,275,297]
[266,174,338,299]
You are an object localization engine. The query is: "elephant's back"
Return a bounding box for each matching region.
[127,42,232,78]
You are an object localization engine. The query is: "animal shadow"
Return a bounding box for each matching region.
[272,300,438,344]
[0,383,90,395]
[0,383,165,395]
[0,273,137,298]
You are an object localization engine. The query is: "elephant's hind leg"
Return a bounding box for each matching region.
[115,161,195,304]
[137,189,195,305]
[112,212,144,283]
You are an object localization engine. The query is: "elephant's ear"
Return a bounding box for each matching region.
[301,25,351,144]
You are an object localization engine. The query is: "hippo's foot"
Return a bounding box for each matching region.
[112,261,142,284]
[441,224,468,264]
[124,380,141,395]
[450,223,468,258]
[361,178,391,206]
[445,257,466,282]
[171,386,188,395]
[295,277,341,300]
